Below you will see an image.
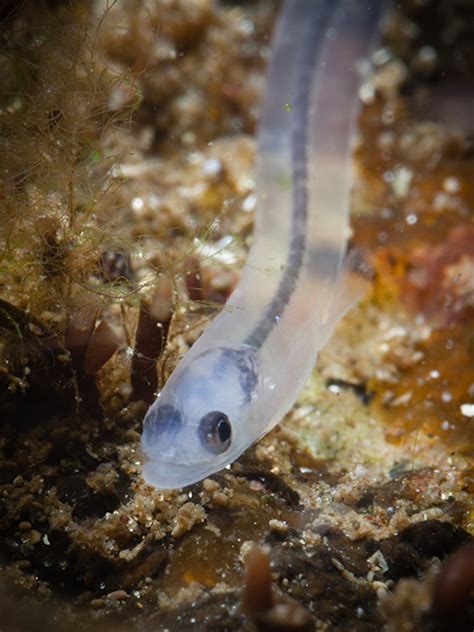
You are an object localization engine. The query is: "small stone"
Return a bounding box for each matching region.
[413,45,438,75]
[203,157,222,176]
[18,521,32,531]
[202,478,220,493]
[269,519,289,535]
[171,502,206,538]
[443,176,460,194]
[22,530,41,545]
[240,540,256,562]
[212,491,230,506]
[391,166,412,199]
[16,560,32,571]
[460,403,474,418]
[106,589,128,601]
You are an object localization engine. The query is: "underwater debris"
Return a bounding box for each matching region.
[99,251,133,284]
[325,378,373,406]
[236,468,301,507]
[36,216,69,279]
[242,545,273,614]
[242,545,314,631]
[130,277,174,404]
[183,255,204,302]
[431,541,474,622]
[0,298,74,419]
[380,540,474,632]
[402,224,474,324]
[0,298,63,353]
[65,302,123,417]
[83,319,123,376]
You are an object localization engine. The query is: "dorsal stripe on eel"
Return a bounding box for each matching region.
[244,1,336,349]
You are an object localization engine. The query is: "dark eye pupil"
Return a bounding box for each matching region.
[198,410,232,454]
[217,418,231,442]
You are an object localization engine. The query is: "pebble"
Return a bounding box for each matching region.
[18,521,32,531]
[106,589,128,601]
[269,519,289,535]
[22,530,41,545]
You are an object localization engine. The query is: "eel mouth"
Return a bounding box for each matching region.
[141,458,217,490]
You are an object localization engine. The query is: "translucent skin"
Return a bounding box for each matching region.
[142,345,262,488]
[141,0,388,489]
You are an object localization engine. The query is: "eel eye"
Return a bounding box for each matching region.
[198,411,232,454]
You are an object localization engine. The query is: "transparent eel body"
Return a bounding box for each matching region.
[142,0,388,489]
